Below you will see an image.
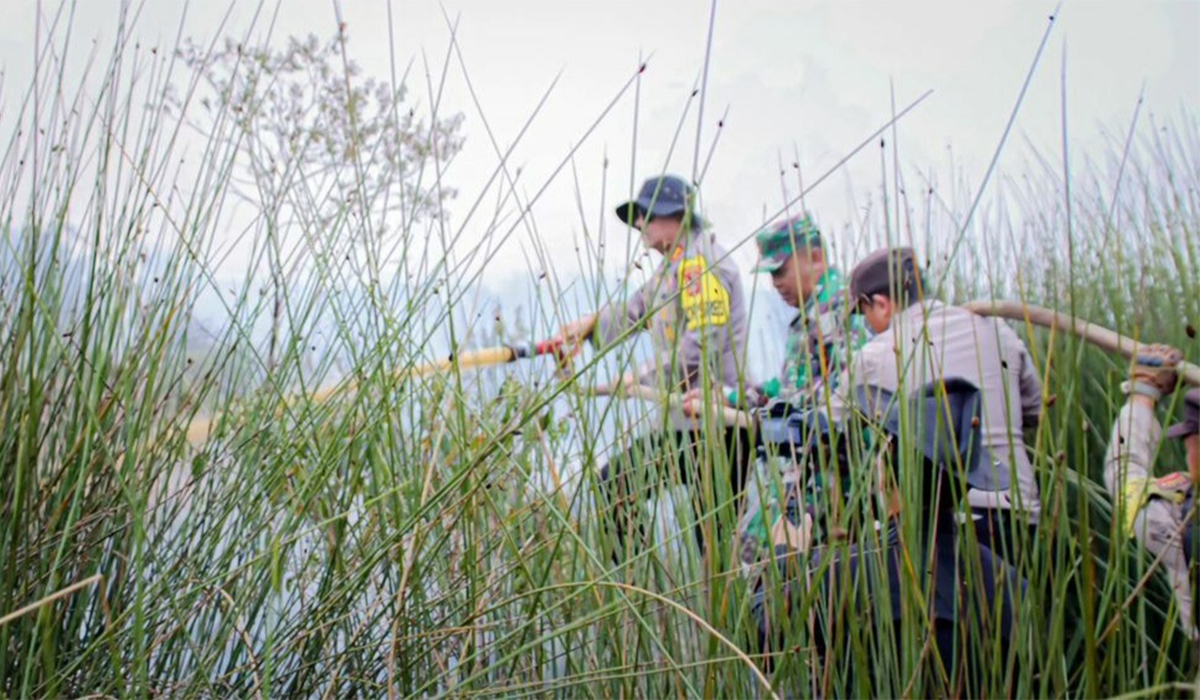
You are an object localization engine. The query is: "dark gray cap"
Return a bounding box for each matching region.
[1165,388,1200,439]
[614,174,705,228]
[849,246,921,304]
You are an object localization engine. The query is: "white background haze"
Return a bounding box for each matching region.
[2,0,1196,363]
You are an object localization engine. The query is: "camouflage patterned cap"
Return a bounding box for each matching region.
[751,214,823,274]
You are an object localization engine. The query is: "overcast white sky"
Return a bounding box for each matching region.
[3,0,1197,296]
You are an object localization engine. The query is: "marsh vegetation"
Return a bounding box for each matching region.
[1,5,1197,697]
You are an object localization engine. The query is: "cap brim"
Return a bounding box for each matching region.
[1165,420,1199,439]
[614,200,644,226]
[614,198,704,228]
[752,258,784,274]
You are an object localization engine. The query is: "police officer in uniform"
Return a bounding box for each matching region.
[558,174,754,557]
[1105,346,1198,635]
[834,246,1044,557]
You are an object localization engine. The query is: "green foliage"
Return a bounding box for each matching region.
[1,6,1198,698]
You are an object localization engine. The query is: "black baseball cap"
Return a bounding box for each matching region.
[615,174,705,228]
[849,246,921,307]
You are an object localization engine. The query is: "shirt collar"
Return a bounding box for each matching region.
[667,229,706,263]
[803,267,844,311]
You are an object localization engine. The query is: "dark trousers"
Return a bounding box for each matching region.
[597,426,754,558]
[752,521,1022,691]
[971,508,1038,564]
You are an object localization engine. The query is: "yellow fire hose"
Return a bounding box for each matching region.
[185,339,574,446]
[184,300,1195,445]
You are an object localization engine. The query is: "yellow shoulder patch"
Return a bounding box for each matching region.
[677,256,730,330]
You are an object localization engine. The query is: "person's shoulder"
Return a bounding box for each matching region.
[820,266,848,291]
[961,303,1032,347]
[861,329,894,350]
[687,230,726,258]
[856,329,894,365]
[695,232,746,278]
[938,300,1010,325]
[921,300,985,330]
[920,298,956,317]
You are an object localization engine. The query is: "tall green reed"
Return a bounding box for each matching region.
[2,3,1198,698]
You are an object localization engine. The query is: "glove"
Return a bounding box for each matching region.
[1130,344,1183,398]
[770,510,813,553]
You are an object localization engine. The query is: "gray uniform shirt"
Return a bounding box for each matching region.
[1104,400,1194,629]
[1105,401,1163,492]
[830,300,1043,519]
[592,229,751,425]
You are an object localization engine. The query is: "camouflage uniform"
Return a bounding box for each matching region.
[734,217,867,570]
[745,268,866,411]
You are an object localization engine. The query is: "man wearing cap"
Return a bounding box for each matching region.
[1104,346,1199,633]
[557,173,753,556]
[688,214,866,413]
[830,246,1044,556]
[684,214,867,569]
